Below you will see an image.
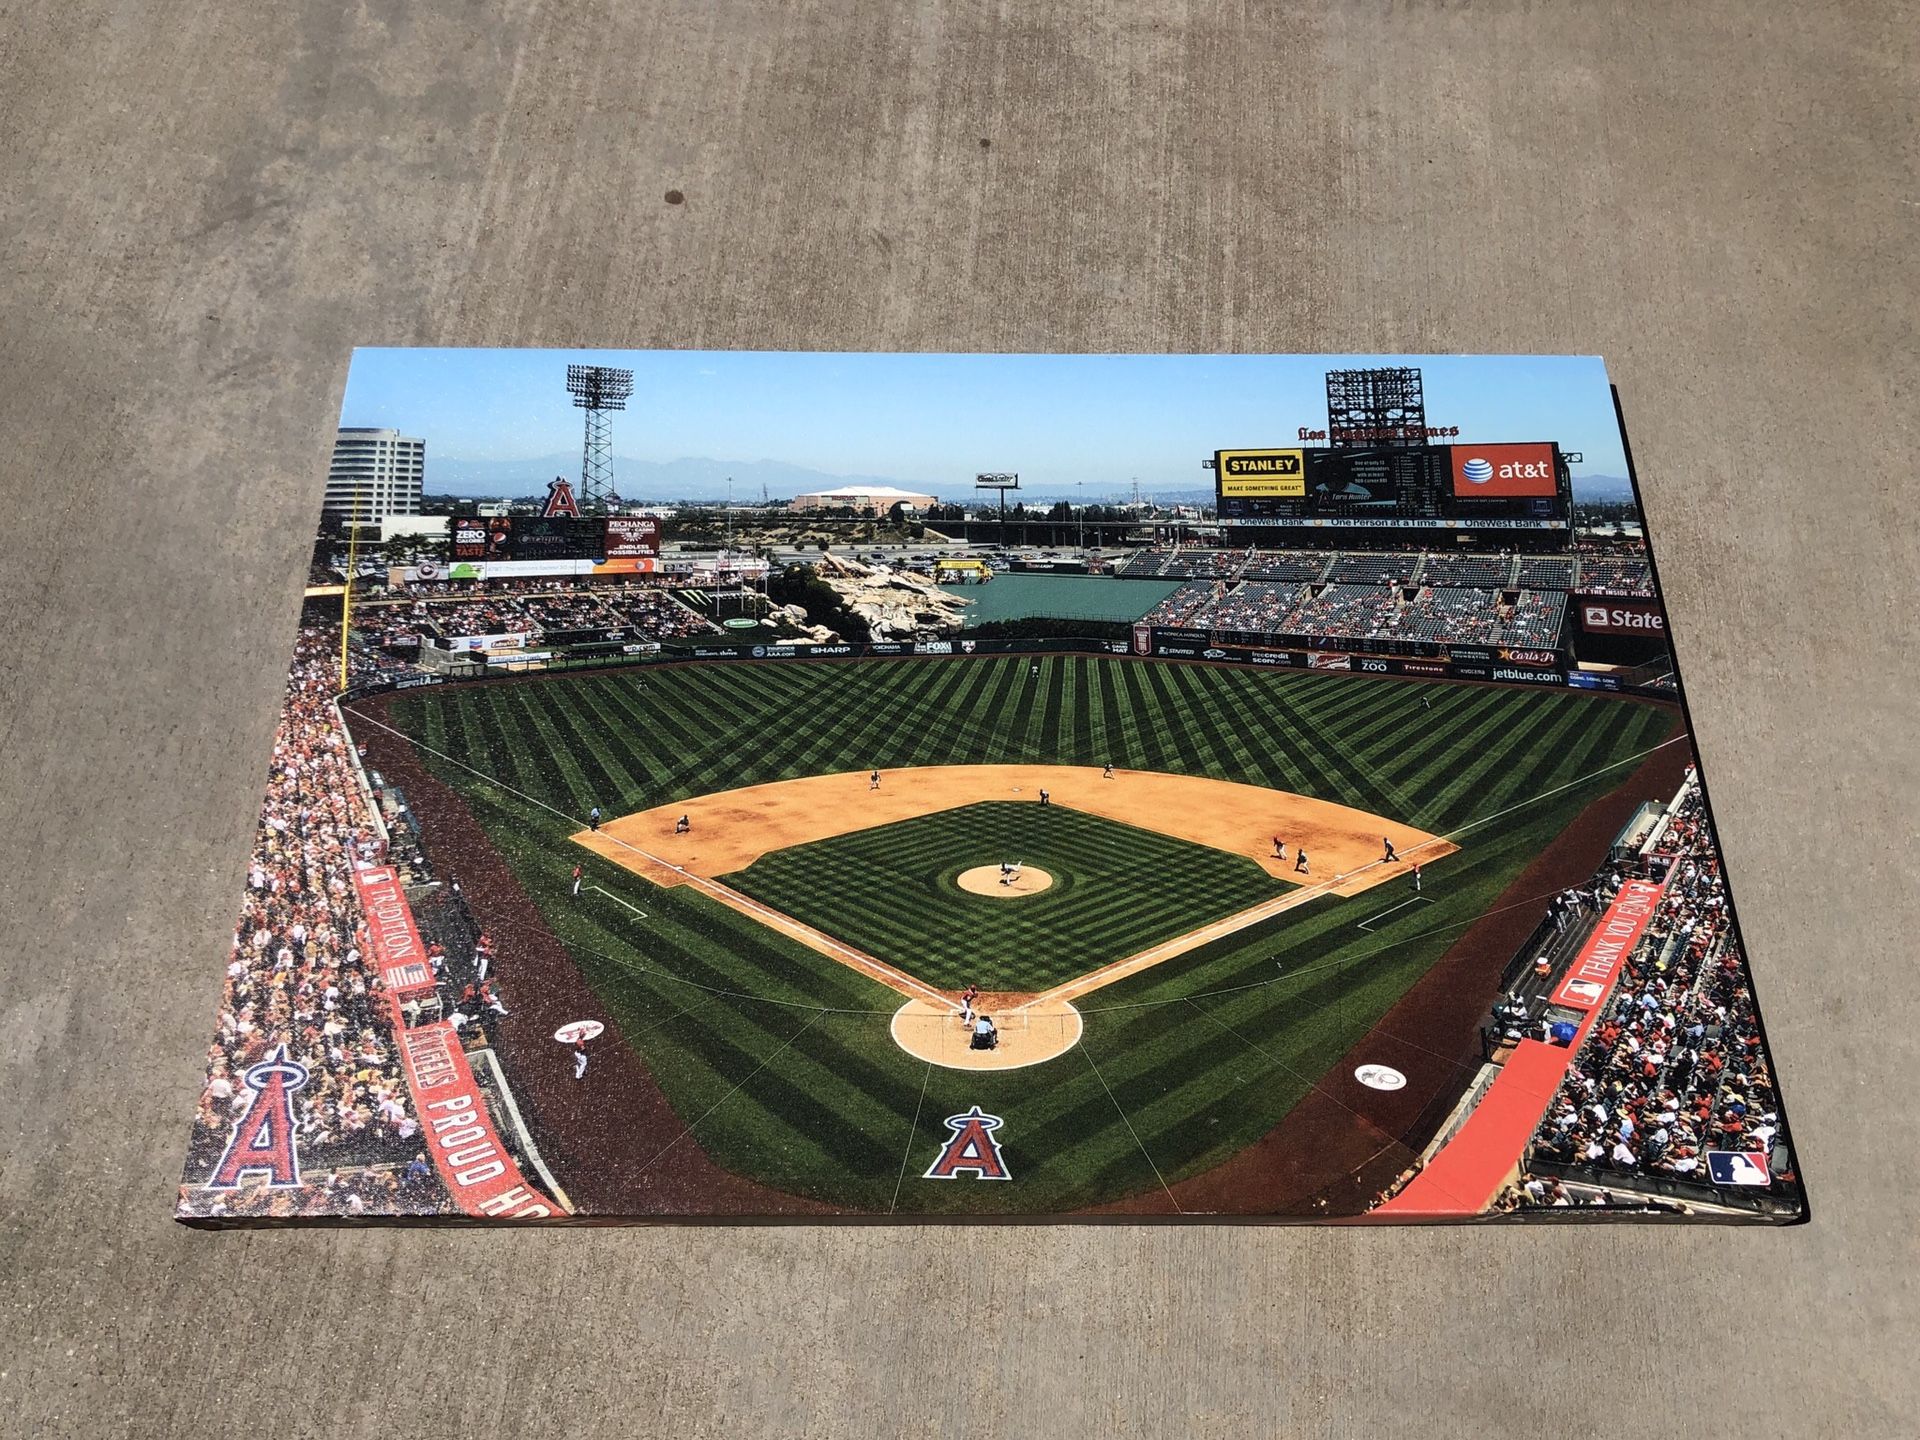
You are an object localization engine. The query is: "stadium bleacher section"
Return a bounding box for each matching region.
[1515,773,1794,1208]
[1141,578,1571,649]
[177,627,451,1221]
[1111,546,1656,597]
[349,581,719,656]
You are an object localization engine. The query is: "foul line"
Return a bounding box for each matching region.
[889,1062,935,1214]
[631,1010,825,1179]
[591,884,647,920]
[346,709,952,1012]
[1079,1042,1182,1215]
[1357,895,1433,931]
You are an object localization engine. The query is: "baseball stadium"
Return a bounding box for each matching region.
[176,357,1803,1224]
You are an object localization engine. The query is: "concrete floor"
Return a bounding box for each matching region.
[2,2,1915,1435]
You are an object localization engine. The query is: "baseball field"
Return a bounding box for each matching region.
[365,653,1678,1214]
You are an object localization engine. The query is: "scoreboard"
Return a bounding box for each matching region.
[452,514,661,561]
[1215,443,1568,530]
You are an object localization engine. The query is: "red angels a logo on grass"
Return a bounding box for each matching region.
[923,1107,1012,1181]
[205,1046,309,1190]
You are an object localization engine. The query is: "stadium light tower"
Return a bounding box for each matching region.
[565,363,635,510]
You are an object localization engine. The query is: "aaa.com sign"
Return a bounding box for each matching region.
[1576,595,1668,637]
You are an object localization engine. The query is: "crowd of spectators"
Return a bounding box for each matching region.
[1519,776,1790,1201]
[421,596,538,641]
[351,582,719,652]
[1114,545,1653,595]
[1136,579,1570,649]
[1199,581,1311,634]
[1140,583,1219,628]
[1239,550,1330,582]
[1158,549,1246,579]
[598,589,719,639]
[521,590,622,631]
[1575,555,1654,596]
[178,626,447,1214]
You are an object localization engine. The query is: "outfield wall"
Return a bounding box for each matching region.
[339,632,1678,708]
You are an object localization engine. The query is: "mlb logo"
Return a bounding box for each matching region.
[1562,979,1603,1005]
[1584,605,1609,627]
[1706,1150,1772,1187]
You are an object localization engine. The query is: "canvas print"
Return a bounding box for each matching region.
[177,351,1803,1224]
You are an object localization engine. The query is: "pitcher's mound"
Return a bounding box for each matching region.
[956,864,1054,897]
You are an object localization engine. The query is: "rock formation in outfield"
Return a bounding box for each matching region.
[810,554,973,640]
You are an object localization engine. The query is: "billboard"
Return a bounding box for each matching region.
[1216,449,1306,498]
[1449,442,1557,499]
[1219,441,1565,525]
[605,515,661,557]
[1575,596,1668,637]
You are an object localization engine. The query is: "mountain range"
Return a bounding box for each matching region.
[425,453,1636,505]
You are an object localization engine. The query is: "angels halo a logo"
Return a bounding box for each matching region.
[1462,457,1494,484]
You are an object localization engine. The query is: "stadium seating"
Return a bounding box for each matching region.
[1240,551,1332,582]
[1421,553,1515,588]
[1144,579,1570,650]
[179,627,447,1219]
[1576,555,1654,595]
[1518,776,1789,1202]
[1324,553,1416,585]
[1158,550,1247,580]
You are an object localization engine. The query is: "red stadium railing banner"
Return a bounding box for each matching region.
[351,868,561,1219]
[1370,875,1668,1218]
[1549,877,1666,1013]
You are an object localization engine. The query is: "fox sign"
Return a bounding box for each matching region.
[1449,442,1557,498]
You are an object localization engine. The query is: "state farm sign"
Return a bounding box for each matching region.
[1576,595,1668,637]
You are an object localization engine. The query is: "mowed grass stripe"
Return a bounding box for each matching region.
[391,656,1676,1212]
[723,802,1281,990]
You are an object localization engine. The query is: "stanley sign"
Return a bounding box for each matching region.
[1215,448,1307,498]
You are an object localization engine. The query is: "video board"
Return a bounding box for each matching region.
[451,514,662,561]
[1215,442,1568,528]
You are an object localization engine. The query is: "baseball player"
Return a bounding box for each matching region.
[1102,762,1114,779]
[1272,836,1286,860]
[960,984,980,1026]
[1422,694,1432,712]
[1411,863,1422,893]
[674,813,691,834]
[573,1043,589,1081]
[1038,789,1050,807]
[1030,661,1040,679]
[587,805,602,832]
[571,863,583,898]
[1382,836,1399,863]
[870,769,881,790]
[1294,848,1309,875]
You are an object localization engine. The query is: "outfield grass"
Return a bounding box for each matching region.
[723,801,1284,991]
[383,655,1675,1212]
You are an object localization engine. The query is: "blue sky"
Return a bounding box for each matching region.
[339,350,1626,490]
